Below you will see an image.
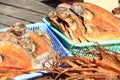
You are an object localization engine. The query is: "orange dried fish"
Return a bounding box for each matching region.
[30,30,52,57]
[0,32,17,42]
[0,41,33,79]
[71,2,120,42]
[47,2,120,43]
[0,41,32,70]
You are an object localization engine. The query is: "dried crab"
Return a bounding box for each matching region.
[47,2,120,43]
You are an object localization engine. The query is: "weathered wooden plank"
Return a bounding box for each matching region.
[0,4,46,22]
[0,14,30,27]
[0,24,7,28]
[0,0,55,14]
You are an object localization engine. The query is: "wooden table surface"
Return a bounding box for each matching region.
[0,0,60,28]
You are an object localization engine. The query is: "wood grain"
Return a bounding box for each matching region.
[0,4,45,22]
[0,14,29,27]
[0,0,55,27]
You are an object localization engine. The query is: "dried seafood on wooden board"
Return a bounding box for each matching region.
[31,45,120,80]
[0,22,57,79]
[47,2,120,43]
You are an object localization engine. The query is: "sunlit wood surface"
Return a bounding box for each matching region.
[0,0,60,28]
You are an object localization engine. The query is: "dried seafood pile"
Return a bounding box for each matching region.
[33,46,120,80]
[0,22,56,79]
[47,2,120,43]
[1,22,120,80]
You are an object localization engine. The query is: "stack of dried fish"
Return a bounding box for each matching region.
[1,22,120,80]
[32,45,120,80]
[0,22,56,79]
[47,2,120,43]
